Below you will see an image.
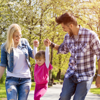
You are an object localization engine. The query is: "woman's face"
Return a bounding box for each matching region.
[13,31,22,45]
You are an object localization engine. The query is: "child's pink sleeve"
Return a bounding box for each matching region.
[49,64,53,70]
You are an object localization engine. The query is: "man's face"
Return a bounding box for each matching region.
[61,23,74,37]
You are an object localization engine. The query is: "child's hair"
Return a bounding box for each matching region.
[35,50,45,59]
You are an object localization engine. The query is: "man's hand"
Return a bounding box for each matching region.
[33,40,39,47]
[44,39,51,47]
[96,76,100,88]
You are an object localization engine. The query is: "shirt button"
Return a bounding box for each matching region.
[75,56,77,58]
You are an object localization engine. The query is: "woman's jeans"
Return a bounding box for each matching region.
[59,76,93,100]
[5,77,31,100]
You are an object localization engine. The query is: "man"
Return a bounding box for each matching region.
[44,12,100,100]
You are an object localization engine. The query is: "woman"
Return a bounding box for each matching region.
[0,24,34,100]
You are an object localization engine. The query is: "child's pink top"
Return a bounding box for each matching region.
[34,62,53,84]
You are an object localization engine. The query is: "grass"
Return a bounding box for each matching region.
[31,82,35,90]
[54,79,63,83]
[90,88,100,94]
[0,84,6,98]
[90,81,100,95]
[0,82,35,98]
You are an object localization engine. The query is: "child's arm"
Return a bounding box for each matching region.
[33,46,37,63]
[45,46,49,68]
[33,40,39,63]
[34,46,37,57]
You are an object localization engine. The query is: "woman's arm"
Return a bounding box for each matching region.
[0,44,7,79]
[0,66,6,79]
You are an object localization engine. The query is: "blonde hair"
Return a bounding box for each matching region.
[5,24,21,53]
[35,50,45,60]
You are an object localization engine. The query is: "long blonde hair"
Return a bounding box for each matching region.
[5,24,21,53]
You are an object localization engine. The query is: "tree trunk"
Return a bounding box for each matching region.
[57,55,61,80]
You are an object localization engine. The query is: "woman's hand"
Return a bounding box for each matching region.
[33,40,39,47]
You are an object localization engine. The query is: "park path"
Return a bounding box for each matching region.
[28,84,100,100]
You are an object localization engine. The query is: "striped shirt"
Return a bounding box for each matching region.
[58,25,100,82]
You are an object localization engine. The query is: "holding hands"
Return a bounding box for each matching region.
[33,39,51,47]
[44,39,51,47]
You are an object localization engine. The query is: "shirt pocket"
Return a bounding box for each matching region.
[67,44,74,54]
[79,42,90,54]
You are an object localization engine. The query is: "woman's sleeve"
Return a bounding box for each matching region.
[24,38,34,58]
[0,44,7,67]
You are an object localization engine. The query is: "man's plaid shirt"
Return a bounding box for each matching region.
[58,25,100,82]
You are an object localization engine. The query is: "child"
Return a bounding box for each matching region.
[33,40,53,100]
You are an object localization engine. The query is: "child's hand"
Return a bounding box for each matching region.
[44,39,51,47]
[33,40,39,47]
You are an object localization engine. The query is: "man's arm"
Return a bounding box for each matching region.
[98,59,100,75]
[52,43,60,51]
[44,38,69,54]
[96,59,100,88]
[90,32,100,88]
[44,39,60,51]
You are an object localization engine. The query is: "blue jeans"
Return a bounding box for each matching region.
[5,77,31,100]
[59,76,93,100]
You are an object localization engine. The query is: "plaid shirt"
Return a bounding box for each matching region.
[58,25,100,82]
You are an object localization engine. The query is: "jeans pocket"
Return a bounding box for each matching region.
[6,77,12,81]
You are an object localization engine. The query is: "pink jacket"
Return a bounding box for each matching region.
[34,63,53,84]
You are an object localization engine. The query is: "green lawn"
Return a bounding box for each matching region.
[0,82,35,98]
[90,81,100,95]
[0,84,6,98]
[31,82,35,90]
[90,88,100,94]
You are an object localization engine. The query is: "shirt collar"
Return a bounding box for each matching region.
[69,25,83,38]
[78,25,83,35]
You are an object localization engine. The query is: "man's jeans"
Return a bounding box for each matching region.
[59,76,93,100]
[5,77,31,100]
